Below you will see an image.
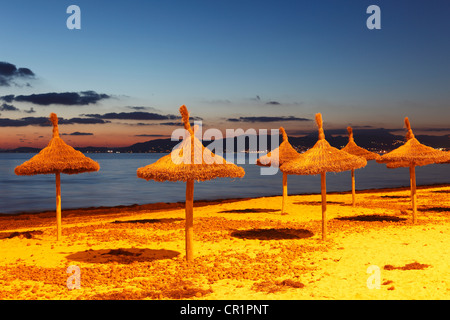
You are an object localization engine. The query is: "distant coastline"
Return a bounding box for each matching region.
[1,131,449,154]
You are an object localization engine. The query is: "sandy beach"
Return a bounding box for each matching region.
[0,184,448,300]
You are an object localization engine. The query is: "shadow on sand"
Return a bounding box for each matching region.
[294,201,348,206]
[231,228,314,240]
[219,208,280,214]
[111,218,183,224]
[66,248,180,264]
[335,214,407,222]
[417,206,450,213]
[0,230,44,239]
[379,195,410,199]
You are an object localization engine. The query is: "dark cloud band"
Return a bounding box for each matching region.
[0,103,19,111]
[0,62,35,87]
[61,132,94,136]
[1,91,110,106]
[0,116,110,127]
[84,111,203,121]
[84,111,179,121]
[227,116,311,123]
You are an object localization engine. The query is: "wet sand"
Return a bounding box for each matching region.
[0,184,448,300]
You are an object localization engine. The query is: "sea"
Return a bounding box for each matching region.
[0,153,449,215]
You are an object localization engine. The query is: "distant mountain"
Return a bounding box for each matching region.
[2,130,449,153]
[116,138,179,153]
[3,147,41,153]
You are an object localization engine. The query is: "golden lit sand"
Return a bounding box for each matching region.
[0,185,448,300]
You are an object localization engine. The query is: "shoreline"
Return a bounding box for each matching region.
[1,182,448,232]
[1,182,448,217]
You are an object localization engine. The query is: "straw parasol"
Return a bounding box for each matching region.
[443,152,450,164]
[341,127,381,206]
[376,117,450,223]
[137,105,245,261]
[256,127,301,214]
[280,114,367,240]
[15,113,100,240]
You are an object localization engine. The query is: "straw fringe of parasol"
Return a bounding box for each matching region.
[445,152,450,164]
[341,126,381,206]
[137,108,244,182]
[376,117,450,223]
[342,127,381,161]
[281,115,367,176]
[137,105,245,261]
[15,114,100,175]
[281,114,367,240]
[377,118,450,167]
[256,127,300,167]
[15,113,100,240]
[256,127,301,214]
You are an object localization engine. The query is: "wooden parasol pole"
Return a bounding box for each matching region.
[185,179,194,262]
[321,172,327,240]
[409,165,417,224]
[281,172,288,214]
[351,168,356,207]
[185,111,196,262]
[55,172,62,241]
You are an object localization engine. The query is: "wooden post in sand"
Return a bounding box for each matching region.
[136,105,245,263]
[351,169,356,207]
[321,172,327,240]
[185,179,194,262]
[14,113,99,242]
[410,165,417,224]
[282,172,288,214]
[256,127,301,216]
[376,117,450,225]
[280,114,366,241]
[55,172,62,241]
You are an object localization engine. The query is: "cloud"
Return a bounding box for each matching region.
[59,117,110,125]
[248,95,261,102]
[351,125,374,129]
[24,107,36,114]
[159,122,197,127]
[0,116,110,127]
[0,117,49,127]
[0,103,19,111]
[226,116,312,123]
[266,101,281,105]
[1,91,110,106]
[61,132,94,136]
[159,122,185,126]
[0,95,14,103]
[126,106,161,112]
[84,111,179,121]
[201,99,232,105]
[134,134,168,137]
[84,111,202,121]
[129,122,158,126]
[0,61,35,87]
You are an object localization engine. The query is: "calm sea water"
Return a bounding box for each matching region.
[0,153,449,214]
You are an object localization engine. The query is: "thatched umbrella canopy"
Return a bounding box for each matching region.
[280,114,367,240]
[445,152,450,164]
[15,113,100,240]
[341,127,381,206]
[137,105,245,261]
[256,127,301,214]
[376,117,450,223]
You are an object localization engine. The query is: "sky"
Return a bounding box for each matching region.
[0,0,449,149]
